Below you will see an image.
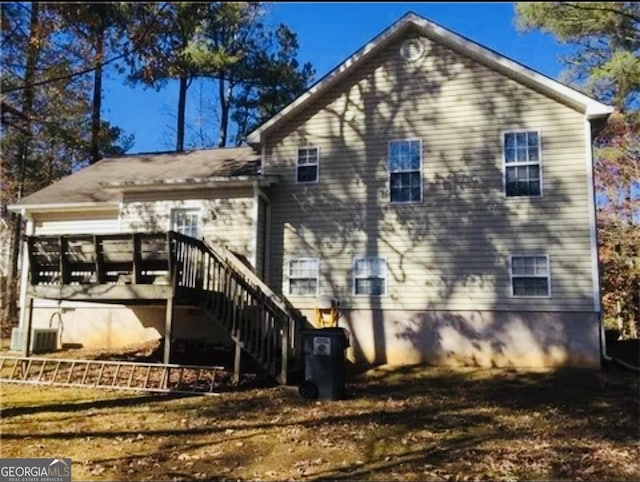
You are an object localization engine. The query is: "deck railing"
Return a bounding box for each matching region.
[28,233,171,286]
[168,232,305,384]
[26,232,305,384]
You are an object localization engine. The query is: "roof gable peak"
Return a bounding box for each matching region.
[247,10,612,145]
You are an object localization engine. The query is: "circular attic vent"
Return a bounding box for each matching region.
[400,38,424,62]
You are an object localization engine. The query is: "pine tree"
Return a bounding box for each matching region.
[517,2,640,336]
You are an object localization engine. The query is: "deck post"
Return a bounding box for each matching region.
[164,295,174,366]
[59,236,69,284]
[162,232,177,372]
[233,343,242,383]
[280,317,290,385]
[94,235,104,283]
[132,233,141,284]
[21,296,34,357]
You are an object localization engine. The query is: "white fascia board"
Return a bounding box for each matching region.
[411,15,614,118]
[6,202,120,214]
[247,12,613,144]
[100,176,279,192]
[246,14,412,144]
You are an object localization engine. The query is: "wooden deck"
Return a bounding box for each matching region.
[22,231,306,384]
[28,233,174,302]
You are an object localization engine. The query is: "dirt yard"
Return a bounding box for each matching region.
[1,363,638,481]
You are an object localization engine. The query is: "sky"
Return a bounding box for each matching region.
[101,2,574,154]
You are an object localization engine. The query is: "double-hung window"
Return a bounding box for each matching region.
[354,257,387,296]
[510,255,550,297]
[288,258,319,296]
[297,147,319,183]
[171,208,200,238]
[504,131,542,197]
[389,139,422,203]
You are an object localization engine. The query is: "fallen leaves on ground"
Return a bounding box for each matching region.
[1,365,638,481]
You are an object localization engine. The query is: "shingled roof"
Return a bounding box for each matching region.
[13,146,262,208]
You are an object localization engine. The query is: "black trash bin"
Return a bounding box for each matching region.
[299,327,350,400]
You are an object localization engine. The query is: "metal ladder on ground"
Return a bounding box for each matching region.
[0,356,226,395]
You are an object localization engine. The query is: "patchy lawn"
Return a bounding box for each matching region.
[1,365,638,481]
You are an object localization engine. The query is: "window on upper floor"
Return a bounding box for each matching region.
[503,130,542,197]
[171,208,200,238]
[288,258,319,296]
[389,139,422,203]
[510,254,550,297]
[297,147,319,183]
[354,257,387,296]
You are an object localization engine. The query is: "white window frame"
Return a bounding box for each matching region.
[170,207,201,239]
[388,139,423,204]
[296,146,319,184]
[287,257,319,296]
[502,130,543,198]
[509,254,551,298]
[353,257,387,296]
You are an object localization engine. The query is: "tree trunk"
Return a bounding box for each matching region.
[6,2,40,323]
[218,73,228,148]
[176,73,188,152]
[90,27,104,164]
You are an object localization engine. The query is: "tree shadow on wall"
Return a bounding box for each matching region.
[266,25,585,367]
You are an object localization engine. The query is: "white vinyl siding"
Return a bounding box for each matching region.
[297,147,319,183]
[354,257,387,296]
[288,258,319,296]
[32,210,120,235]
[389,139,422,203]
[503,130,542,197]
[510,255,550,297]
[263,33,593,312]
[120,188,255,260]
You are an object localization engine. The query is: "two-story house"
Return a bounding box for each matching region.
[8,13,613,373]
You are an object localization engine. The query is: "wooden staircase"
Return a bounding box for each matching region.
[169,232,310,384]
[22,231,310,385]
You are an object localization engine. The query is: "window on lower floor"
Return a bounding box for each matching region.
[510,254,550,297]
[171,208,200,238]
[354,257,387,295]
[288,258,319,296]
[503,130,542,197]
[389,139,422,203]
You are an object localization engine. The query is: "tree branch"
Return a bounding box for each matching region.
[1,3,169,95]
[562,2,640,24]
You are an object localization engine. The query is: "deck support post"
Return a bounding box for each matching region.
[21,296,34,357]
[164,295,174,366]
[280,318,290,385]
[233,343,242,383]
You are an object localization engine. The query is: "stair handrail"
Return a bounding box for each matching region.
[168,231,309,383]
[204,241,311,329]
[169,232,301,321]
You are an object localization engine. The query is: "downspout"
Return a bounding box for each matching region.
[18,209,34,331]
[250,180,260,271]
[586,118,640,373]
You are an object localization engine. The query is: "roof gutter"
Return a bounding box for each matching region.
[586,104,615,120]
[6,201,120,214]
[100,175,279,192]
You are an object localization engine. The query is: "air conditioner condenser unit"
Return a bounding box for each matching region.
[10,327,58,353]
